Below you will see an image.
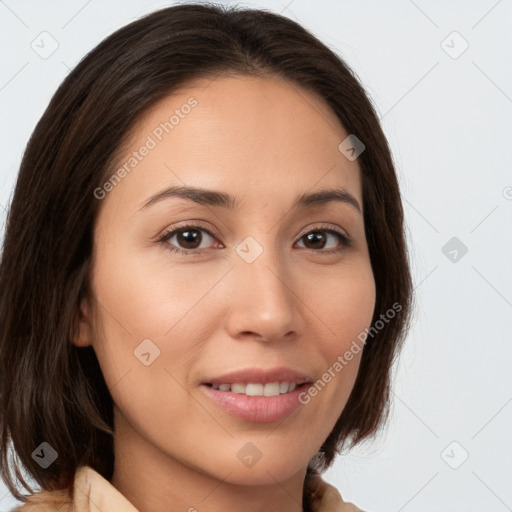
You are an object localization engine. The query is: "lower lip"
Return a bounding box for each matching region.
[200,384,307,423]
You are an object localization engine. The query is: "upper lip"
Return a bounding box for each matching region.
[203,367,314,386]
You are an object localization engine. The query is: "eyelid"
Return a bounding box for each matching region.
[296,222,349,240]
[156,220,220,242]
[158,220,348,240]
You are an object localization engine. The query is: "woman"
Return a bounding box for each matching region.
[0,3,413,511]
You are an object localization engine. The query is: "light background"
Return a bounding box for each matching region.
[0,1,511,511]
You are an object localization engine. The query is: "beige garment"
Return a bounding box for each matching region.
[12,466,364,512]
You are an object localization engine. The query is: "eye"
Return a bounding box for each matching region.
[157,222,352,256]
[296,224,352,254]
[157,223,222,256]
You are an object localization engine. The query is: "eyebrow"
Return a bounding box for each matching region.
[139,185,362,213]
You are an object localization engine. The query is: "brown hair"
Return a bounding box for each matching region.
[0,2,413,509]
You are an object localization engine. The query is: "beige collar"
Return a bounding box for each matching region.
[15,465,363,512]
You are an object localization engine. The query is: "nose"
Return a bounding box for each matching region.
[223,241,305,344]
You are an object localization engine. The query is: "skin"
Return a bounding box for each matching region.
[74,74,376,512]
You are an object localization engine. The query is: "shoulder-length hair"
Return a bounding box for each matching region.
[0,2,413,508]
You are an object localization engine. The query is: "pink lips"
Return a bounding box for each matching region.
[203,367,312,386]
[200,366,313,423]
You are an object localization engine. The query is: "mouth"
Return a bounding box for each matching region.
[203,380,308,396]
[200,367,314,423]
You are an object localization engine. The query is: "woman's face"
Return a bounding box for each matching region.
[76,74,376,487]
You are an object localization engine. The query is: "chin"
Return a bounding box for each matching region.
[199,446,311,486]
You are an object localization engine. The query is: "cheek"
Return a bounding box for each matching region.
[308,262,376,350]
[292,262,375,429]
[92,233,232,342]
[320,270,374,377]
[88,239,229,420]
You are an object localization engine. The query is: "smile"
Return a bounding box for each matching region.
[207,381,299,396]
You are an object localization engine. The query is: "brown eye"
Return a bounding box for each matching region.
[173,228,204,249]
[158,224,220,256]
[296,227,351,253]
[158,223,351,257]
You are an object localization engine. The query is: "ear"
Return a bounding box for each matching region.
[71,295,93,348]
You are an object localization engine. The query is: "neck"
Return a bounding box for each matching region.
[110,409,307,512]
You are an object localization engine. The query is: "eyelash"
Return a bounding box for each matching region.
[157,222,352,257]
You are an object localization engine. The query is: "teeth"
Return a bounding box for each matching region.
[263,382,280,397]
[231,383,246,394]
[210,381,300,396]
[246,383,264,396]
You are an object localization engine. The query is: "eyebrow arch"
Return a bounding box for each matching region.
[139,185,362,213]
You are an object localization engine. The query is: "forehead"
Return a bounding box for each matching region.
[101,74,362,215]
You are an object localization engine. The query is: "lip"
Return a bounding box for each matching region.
[202,366,313,386]
[200,367,313,423]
